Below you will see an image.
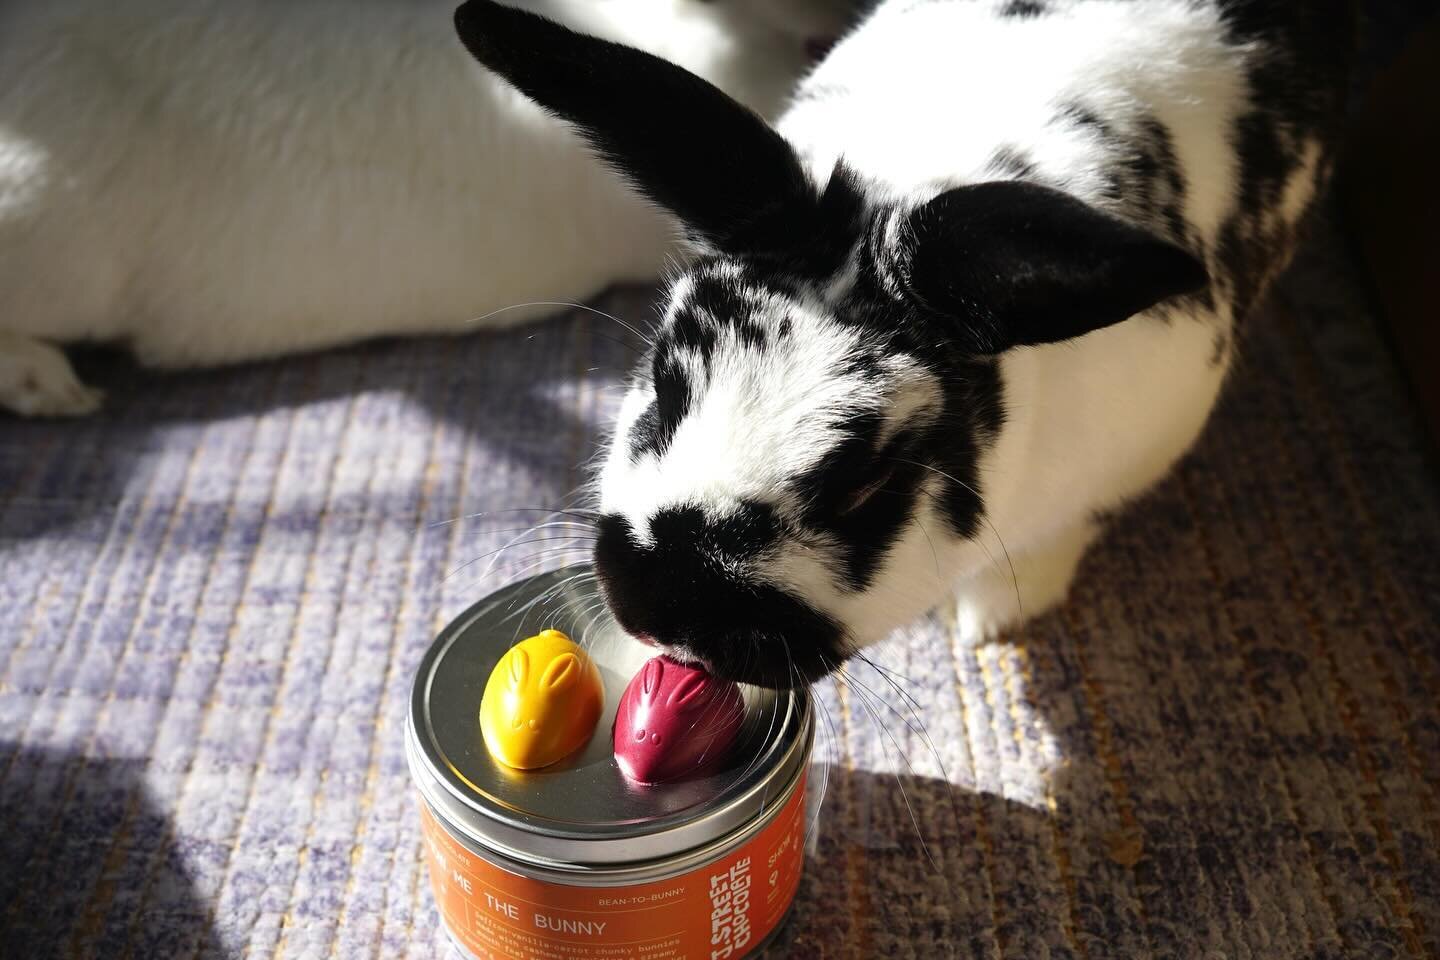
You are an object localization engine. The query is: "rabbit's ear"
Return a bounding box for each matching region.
[453,0,819,255]
[893,181,1207,352]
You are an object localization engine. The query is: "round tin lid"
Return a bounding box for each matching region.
[408,565,811,869]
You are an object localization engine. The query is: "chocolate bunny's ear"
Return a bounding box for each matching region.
[507,647,529,689]
[540,652,580,691]
[666,672,712,710]
[639,657,665,699]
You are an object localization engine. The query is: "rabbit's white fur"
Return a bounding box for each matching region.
[0,0,819,415]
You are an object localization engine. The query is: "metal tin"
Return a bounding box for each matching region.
[407,566,813,959]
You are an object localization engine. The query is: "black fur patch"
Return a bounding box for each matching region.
[1136,117,1191,245]
[1054,100,1116,140]
[630,354,691,459]
[774,163,870,278]
[628,401,662,461]
[630,270,803,460]
[999,0,1049,18]
[1210,0,1351,325]
[684,276,772,356]
[791,413,922,591]
[594,508,844,686]
[931,357,1004,540]
[1053,104,1194,249]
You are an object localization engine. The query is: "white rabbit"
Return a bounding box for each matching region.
[0,0,838,416]
[455,0,1352,684]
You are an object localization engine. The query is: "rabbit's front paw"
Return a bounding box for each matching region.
[0,334,103,417]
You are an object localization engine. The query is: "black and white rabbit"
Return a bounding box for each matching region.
[0,0,846,416]
[455,0,1352,687]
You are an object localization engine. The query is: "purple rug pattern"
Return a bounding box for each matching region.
[2,209,1438,959]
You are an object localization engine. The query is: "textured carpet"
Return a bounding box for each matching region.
[2,206,1438,960]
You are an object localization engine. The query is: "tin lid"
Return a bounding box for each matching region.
[407,565,812,869]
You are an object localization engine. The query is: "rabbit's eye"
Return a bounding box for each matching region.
[839,431,913,516]
[840,462,896,515]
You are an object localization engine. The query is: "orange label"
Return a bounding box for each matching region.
[419,774,807,960]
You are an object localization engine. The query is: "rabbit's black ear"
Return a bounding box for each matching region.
[894,181,1208,352]
[454,0,819,255]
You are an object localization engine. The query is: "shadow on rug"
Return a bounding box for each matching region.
[1,744,213,959]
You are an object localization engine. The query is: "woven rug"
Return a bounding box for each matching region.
[2,204,1438,959]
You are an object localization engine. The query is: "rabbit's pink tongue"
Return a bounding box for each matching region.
[613,656,745,784]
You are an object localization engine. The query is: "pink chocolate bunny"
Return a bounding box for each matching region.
[613,656,745,784]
